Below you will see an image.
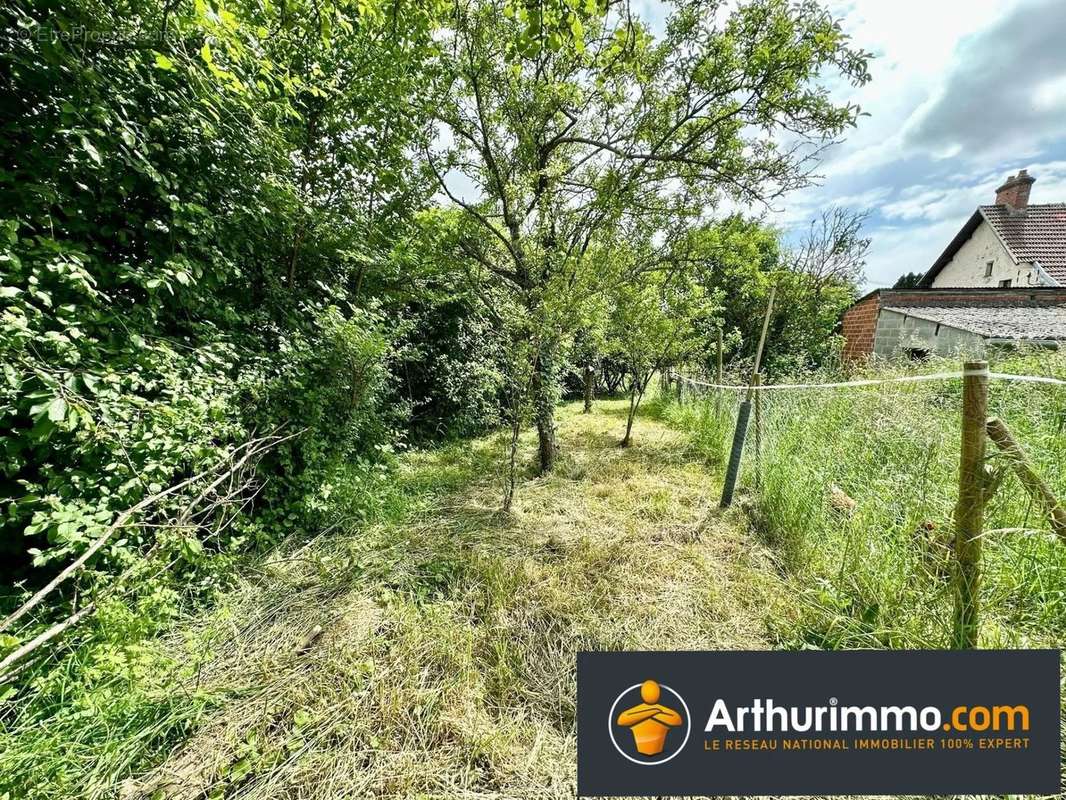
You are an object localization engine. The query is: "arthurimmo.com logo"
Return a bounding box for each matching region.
[578,650,1060,797]
[608,679,691,764]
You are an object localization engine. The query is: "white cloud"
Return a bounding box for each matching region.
[861,217,962,287]
[1033,74,1066,111]
[879,180,989,223]
[817,0,1020,177]
[725,0,1066,290]
[904,0,1066,159]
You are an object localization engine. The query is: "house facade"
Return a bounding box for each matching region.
[842,169,1066,361]
[921,170,1065,290]
[928,212,1045,288]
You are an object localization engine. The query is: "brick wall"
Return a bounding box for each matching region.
[840,287,1066,362]
[994,170,1033,210]
[883,289,1066,306]
[841,294,880,361]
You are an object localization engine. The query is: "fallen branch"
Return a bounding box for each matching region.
[0,602,96,681]
[1,430,300,634]
[176,432,298,526]
[986,417,1066,539]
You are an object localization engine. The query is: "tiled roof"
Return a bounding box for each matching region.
[980,203,1066,283]
[882,302,1066,341]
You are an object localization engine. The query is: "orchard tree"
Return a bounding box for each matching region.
[608,267,713,447]
[428,0,870,475]
[571,325,605,413]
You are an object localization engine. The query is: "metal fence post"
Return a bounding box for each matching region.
[721,286,775,508]
[753,373,762,493]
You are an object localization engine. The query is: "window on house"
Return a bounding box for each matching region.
[985,261,994,277]
[999,279,1012,288]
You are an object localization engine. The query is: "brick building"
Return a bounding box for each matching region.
[841,288,1066,361]
[842,169,1066,360]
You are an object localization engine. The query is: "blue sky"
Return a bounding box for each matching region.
[635,0,1066,289]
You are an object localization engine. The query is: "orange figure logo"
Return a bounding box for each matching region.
[616,679,684,756]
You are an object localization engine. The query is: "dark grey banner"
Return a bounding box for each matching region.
[577,649,1060,796]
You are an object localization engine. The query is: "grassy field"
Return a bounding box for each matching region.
[2,362,1064,798]
[662,352,1066,653]
[1,401,788,799]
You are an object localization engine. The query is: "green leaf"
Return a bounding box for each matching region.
[180,536,204,561]
[153,52,175,71]
[79,136,102,165]
[47,397,67,423]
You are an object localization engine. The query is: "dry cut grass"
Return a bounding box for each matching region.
[117,400,788,800]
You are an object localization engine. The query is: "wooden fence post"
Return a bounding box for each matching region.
[986,416,1066,538]
[953,360,989,649]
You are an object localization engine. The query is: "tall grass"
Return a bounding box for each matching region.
[662,351,1066,651]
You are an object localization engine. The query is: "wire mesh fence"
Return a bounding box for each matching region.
[666,357,1066,651]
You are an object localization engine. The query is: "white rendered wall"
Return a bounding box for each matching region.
[931,220,1043,288]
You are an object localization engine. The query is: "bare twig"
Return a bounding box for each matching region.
[0,603,96,681]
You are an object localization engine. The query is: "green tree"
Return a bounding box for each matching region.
[686,210,865,375]
[571,324,605,413]
[0,0,442,636]
[608,268,713,446]
[893,271,925,289]
[428,0,870,475]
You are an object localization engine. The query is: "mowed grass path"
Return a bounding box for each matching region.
[118,400,788,799]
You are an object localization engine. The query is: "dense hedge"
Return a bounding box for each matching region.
[0,0,509,646]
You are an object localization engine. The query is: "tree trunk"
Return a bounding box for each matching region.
[621,374,643,447]
[582,365,595,413]
[532,351,558,475]
[533,388,556,475]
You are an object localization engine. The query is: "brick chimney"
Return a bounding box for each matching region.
[994,168,1035,212]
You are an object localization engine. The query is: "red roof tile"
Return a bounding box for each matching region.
[980,203,1066,283]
